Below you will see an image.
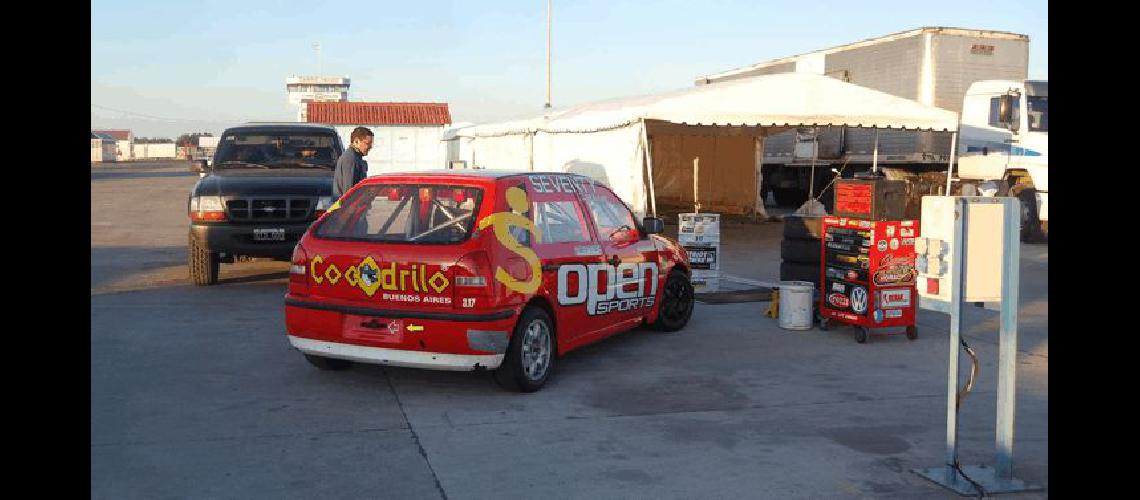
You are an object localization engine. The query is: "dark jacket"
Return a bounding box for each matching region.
[332,147,368,198]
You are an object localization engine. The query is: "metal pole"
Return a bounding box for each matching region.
[544,0,552,109]
[996,197,1020,479]
[872,128,879,175]
[944,197,966,485]
[945,131,958,195]
[641,120,658,217]
[808,128,818,200]
[693,156,700,213]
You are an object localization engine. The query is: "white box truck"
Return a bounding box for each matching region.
[696,27,1047,240]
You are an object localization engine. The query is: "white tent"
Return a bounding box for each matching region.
[456,72,959,217]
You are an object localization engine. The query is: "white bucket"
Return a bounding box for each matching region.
[778,281,815,330]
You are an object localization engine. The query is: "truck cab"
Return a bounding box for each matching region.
[957,80,1048,239]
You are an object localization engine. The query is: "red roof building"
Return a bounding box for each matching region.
[305,102,451,126]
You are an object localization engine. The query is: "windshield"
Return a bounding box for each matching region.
[214,132,340,169]
[314,184,484,244]
[1027,96,1048,132]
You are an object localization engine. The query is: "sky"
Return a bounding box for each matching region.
[91,0,1048,138]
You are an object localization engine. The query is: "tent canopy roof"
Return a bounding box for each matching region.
[462,72,959,137]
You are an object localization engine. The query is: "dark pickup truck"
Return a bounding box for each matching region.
[187,123,344,285]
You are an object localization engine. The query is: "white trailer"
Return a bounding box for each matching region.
[696,27,1030,206]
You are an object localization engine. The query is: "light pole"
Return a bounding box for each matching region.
[545,0,552,109]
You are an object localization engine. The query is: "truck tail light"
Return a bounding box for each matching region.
[453,250,493,306]
[313,196,334,218]
[289,244,309,292]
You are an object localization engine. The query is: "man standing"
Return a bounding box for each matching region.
[333,127,374,199]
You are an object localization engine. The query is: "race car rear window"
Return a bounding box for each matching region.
[315,184,484,244]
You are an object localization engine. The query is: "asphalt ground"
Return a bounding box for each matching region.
[91,160,1048,499]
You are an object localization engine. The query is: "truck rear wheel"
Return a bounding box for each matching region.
[188,233,219,286]
[1017,188,1046,243]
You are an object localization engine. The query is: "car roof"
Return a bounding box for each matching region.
[371,169,596,180]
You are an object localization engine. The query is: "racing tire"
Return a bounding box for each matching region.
[188,233,219,286]
[651,270,695,332]
[783,215,824,240]
[781,238,823,264]
[495,307,556,393]
[303,354,352,371]
[1017,188,1046,243]
[779,261,820,284]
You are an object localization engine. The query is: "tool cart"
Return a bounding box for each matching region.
[818,177,920,343]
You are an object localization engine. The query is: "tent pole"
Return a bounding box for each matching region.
[754,133,769,220]
[808,128,817,200]
[527,132,535,171]
[945,131,958,195]
[872,128,880,175]
[641,120,658,217]
[693,156,700,214]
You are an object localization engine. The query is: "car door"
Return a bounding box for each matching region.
[520,175,609,346]
[578,184,660,331]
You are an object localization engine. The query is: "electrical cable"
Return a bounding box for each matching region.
[811,157,851,203]
[950,336,987,498]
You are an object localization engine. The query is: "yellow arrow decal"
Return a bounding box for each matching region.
[406,324,424,332]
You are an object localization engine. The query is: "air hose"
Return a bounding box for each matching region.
[950,337,987,498]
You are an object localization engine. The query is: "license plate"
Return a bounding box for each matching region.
[253,228,285,241]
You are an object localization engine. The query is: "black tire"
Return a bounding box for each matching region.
[855,327,869,344]
[783,215,824,240]
[781,238,822,264]
[188,232,219,286]
[1017,188,1046,243]
[906,325,918,340]
[304,354,352,371]
[495,307,556,393]
[652,270,695,332]
[779,261,820,284]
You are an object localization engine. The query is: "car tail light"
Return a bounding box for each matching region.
[189,195,226,222]
[453,250,493,306]
[289,244,309,292]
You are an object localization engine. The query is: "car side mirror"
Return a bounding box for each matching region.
[643,216,665,235]
[191,159,209,174]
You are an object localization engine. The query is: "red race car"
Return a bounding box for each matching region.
[285,171,695,391]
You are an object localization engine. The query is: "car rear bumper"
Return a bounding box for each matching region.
[191,222,314,259]
[288,335,505,371]
[284,295,517,371]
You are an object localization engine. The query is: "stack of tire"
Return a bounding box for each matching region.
[780,215,824,317]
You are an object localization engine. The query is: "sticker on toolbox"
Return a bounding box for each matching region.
[880,289,912,308]
[884,309,904,319]
[890,238,900,250]
[873,254,917,286]
[828,293,851,308]
[900,227,915,237]
[877,240,888,251]
[849,286,869,314]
